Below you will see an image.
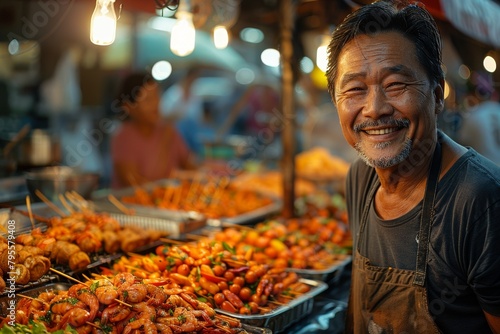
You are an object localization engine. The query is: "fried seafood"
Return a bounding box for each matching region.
[5,277,251,334]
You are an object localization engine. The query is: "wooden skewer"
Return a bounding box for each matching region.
[50,267,87,285]
[17,294,49,305]
[25,195,36,230]
[58,194,75,214]
[160,237,185,245]
[108,194,134,215]
[49,268,133,308]
[86,322,101,330]
[35,190,67,217]
[70,191,87,203]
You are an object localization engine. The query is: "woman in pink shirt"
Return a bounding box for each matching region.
[111,72,196,188]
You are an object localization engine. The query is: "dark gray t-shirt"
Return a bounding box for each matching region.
[346,148,500,333]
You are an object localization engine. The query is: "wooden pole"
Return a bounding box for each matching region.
[279,0,296,218]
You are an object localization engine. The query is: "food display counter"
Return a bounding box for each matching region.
[0,168,351,334]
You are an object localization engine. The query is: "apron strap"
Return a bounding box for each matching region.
[413,139,442,286]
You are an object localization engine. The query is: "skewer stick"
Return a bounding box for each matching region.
[25,195,36,230]
[58,194,74,214]
[86,322,101,330]
[70,191,87,203]
[50,267,87,285]
[17,294,49,305]
[35,190,67,217]
[65,192,84,211]
[108,194,134,215]
[49,268,133,308]
[160,237,185,245]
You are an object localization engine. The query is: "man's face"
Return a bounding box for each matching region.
[333,31,443,169]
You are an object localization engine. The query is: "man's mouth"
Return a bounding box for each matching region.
[364,127,400,135]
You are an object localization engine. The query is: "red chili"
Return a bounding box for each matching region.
[227,266,249,273]
[223,289,244,309]
[221,300,237,313]
[200,272,227,283]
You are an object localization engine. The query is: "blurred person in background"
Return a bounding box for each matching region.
[326,0,500,332]
[111,72,196,189]
[160,66,210,155]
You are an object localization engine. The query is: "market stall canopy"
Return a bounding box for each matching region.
[430,0,500,48]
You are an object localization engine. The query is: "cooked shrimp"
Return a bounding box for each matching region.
[123,318,158,334]
[165,294,194,311]
[101,304,131,324]
[57,308,91,330]
[123,283,148,303]
[68,283,99,321]
[95,284,119,305]
[133,302,156,322]
[155,323,174,334]
[146,285,167,306]
[50,299,86,315]
[156,307,199,332]
[114,272,135,291]
[179,292,216,317]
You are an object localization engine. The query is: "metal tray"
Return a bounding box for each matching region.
[216,278,328,334]
[0,282,272,334]
[108,212,206,238]
[0,202,54,236]
[287,255,352,284]
[92,179,281,226]
[0,275,60,306]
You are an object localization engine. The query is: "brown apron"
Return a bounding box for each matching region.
[346,142,442,334]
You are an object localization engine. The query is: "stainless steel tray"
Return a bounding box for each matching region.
[0,277,61,310]
[92,179,281,226]
[108,212,207,238]
[216,278,328,334]
[0,282,272,334]
[287,255,352,283]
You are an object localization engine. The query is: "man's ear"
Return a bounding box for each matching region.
[434,79,445,114]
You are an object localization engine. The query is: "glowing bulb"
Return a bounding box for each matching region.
[170,11,195,57]
[213,25,229,49]
[90,0,117,46]
[316,35,329,72]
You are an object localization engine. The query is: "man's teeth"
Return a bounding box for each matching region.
[365,128,398,135]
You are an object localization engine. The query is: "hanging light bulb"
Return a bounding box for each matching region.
[90,0,117,46]
[316,35,329,72]
[213,25,229,49]
[170,0,195,57]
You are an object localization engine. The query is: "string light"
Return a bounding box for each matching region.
[213,25,229,49]
[90,0,117,46]
[170,0,195,56]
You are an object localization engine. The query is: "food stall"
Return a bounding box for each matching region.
[1,0,498,332]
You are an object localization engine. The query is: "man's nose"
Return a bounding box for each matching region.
[362,86,393,119]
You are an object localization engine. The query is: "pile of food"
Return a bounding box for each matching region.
[106,240,313,315]
[295,147,350,181]
[120,179,275,218]
[2,274,257,334]
[0,209,166,293]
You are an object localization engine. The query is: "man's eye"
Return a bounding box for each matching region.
[386,82,406,90]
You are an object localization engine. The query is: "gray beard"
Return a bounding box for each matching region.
[355,137,413,169]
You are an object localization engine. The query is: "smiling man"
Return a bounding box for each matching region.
[325,0,500,333]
